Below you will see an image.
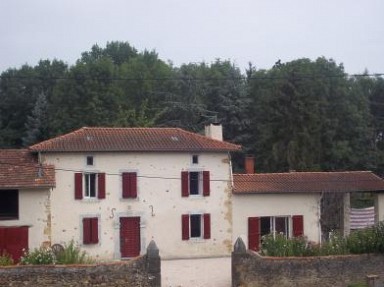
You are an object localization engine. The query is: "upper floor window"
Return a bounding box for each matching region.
[192,155,199,164]
[74,172,106,200]
[86,156,94,166]
[181,171,210,197]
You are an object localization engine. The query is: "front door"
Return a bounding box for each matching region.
[120,217,140,258]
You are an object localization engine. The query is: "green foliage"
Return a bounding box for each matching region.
[0,251,14,266]
[55,241,94,265]
[20,241,93,265]
[261,222,384,257]
[20,247,56,265]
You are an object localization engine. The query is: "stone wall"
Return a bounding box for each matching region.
[0,240,161,287]
[232,238,384,287]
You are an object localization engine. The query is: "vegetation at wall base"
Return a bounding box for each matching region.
[261,222,384,257]
[0,251,14,266]
[20,241,93,265]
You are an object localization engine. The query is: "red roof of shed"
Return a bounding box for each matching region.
[233,171,384,194]
[0,149,55,189]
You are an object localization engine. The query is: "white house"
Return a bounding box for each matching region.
[0,149,55,262]
[232,157,384,251]
[28,124,241,260]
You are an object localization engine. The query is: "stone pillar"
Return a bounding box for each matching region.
[146,240,161,287]
[342,193,351,236]
[232,237,246,287]
[366,274,379,287]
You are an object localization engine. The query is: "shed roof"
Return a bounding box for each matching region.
[29,127,241,153]
[0,149,55,189]
[233,171,384,194]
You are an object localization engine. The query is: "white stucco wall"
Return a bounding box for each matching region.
[1,188,51,250]
[42,151,233,260]
[374,193,384,223]
[232,193,322,248]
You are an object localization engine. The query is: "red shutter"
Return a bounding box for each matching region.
[129,173,137,198]
[182,214,190,240]
[122,172,137,198]
[248,217,260,251]
[83,218,91,244]
[75,173,83,200]
[203,171,210,196]
[98,173,106,199]
[181,171,189,197]
[203,213,211,239]
[292,215,304,237]
[91,218,99,244]
[122,173,130,198]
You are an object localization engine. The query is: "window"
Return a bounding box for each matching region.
[83,217,99,244]
[122,172,137,198]
[86,156,94,166]
[192,155,199,164]
[0,190,18,220]
[74,173,106,200]
[182,213,211,240]
[181,171,210,197]
[248,215,303,251]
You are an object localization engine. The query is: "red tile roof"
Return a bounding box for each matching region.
[0,149,55,189]
[29,127,241,152]
[233,171,384,194]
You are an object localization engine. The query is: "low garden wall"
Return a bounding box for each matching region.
[0,240,161,287]
[232,238,384,287]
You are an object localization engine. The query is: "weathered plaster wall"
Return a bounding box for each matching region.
[0,188,51,249]
[42,151,232,260]
[232,193,321,246]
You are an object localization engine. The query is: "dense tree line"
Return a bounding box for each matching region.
[1,41,383,174]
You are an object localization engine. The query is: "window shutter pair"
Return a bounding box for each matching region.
[181,171,210,197]
[122,172,137,198]
[247,215,304,251]
[181,214,211,240]
[74,173,106,200]
[83,217,99,244]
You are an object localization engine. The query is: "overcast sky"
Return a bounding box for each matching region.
[1,0,383,74]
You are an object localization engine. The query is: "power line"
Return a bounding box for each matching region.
[0,160,382,184]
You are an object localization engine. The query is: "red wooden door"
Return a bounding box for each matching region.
[120,217,140,258]
[0,226,28,262]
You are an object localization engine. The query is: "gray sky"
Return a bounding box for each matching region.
[1,0,383,74]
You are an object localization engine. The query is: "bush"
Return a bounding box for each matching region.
[20,241,94,265]
[20,247,56,265]
[0,251,14,266]
[261,233,309,257]
[55,241,93,264]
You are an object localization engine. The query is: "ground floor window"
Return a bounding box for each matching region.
[182,213,211,240]
[249,215,303,251]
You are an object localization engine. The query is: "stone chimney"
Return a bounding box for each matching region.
[245,156,255,174]
[205,123,223,141]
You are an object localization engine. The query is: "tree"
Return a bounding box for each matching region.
[22,92,49,146]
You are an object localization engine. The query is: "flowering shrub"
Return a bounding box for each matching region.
[20,241,94,265]
[20,247,56,265]
[261,233,309,256]
[0,251,14,266]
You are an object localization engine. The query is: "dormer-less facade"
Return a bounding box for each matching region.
[29,125,241,260]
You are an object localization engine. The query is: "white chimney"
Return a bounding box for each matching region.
[205,123,223,141]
